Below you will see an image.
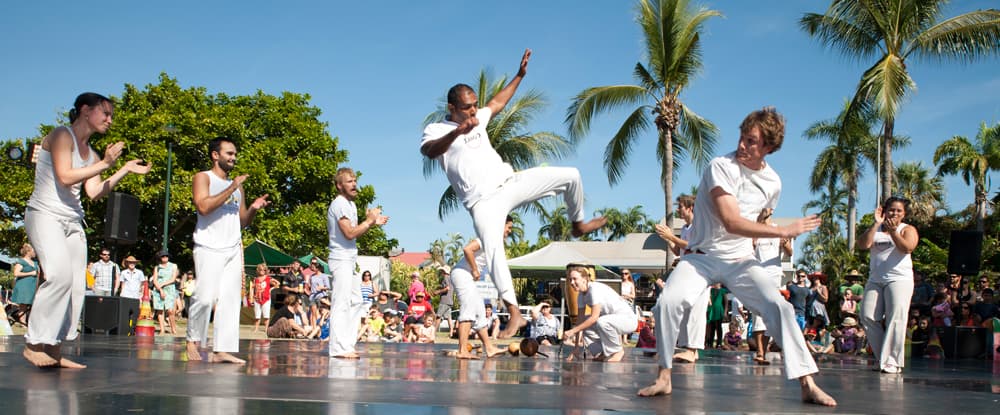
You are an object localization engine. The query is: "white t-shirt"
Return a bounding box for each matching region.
[577,281,635,317]
[193,171,242,249]
[869,223,913,283]
[119,268,146,299]
[454,238,490,276]
[755,231,782,269]
[678,223,693,257]
[421,107,515,209]
[687,152,781,259]
[327,195,358,261]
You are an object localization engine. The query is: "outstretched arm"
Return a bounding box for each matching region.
[485,49,531,115]
[711,187,820,239]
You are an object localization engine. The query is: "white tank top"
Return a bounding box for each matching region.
[27,127,97,221]
[869,223,913,283]
[193,171,242,249]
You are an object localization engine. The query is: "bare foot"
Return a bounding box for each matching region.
[209,352,246,364]
[572,217,607,238]
[332,352,360,360]
[499,315,527,339]
[455,352,480,360]
[186,342,202,361]
[592,353,607,361]
[485,347,505,358]
[753,356,770,366]
[23,344,58,368]
[604,350,625,362]
[800,377,837,407]
[637,380,672,397]
[58,357,86,369]
[672,348,697,363]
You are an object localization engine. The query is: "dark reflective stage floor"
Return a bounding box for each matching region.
[0,335,997,414]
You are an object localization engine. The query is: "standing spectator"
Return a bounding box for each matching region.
[859,196,919,374]
[282,261,309,313]
[11,243,39,326]
[433,265,455,337]
[360,270,376,306]
[407,271,425,304]
[181,272,196,318]
[750,207,792,364]
[117,256,145,300]
[974,275,992,303]
[620,269,636,305]
[839,270,864,316]
[786,273,811,330]
[22,92,151,368]
[655,194,707,363]
[910,271,934,316]
[705,283,728,348]
[326,167,388,359]
[250,263,280,333]
[151,250,179,335]
[307,260,331,323]
[806,272,830,326]
[89,248,120,297]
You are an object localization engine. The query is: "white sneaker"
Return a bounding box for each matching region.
[880,365,901,374]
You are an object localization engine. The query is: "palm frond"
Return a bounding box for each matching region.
[677,104,718,172]
[800,10,883,61]
[565,85,648,140]
[604,106,653,185]
[911,10,1000,62]
[856,53,915,121]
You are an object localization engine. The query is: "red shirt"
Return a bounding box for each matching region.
[254,277,273,305]
[408,300,433,318]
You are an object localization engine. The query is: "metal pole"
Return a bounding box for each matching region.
[162,142,172,252]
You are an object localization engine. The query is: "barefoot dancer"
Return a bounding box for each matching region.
[186,137,270,364]
[563,265,637,363]
[24,92,151,368]
[637,108,836,407]
[450,216,516,360]
[420,49,605,338]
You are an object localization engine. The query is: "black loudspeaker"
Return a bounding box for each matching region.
[933,326,988,359]
[947,231,983,276]
[104,192,139,244]
[83,296,139,335]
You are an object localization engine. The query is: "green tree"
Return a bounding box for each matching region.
[594,205,654,241]
[802,1,1000,203]
[0,74,398,266]
[538,205,574,242]
[422,70,576,220]
[566,0,720,270]
[804,100,907,251]
[894,161,946,225]
[933,122,1000,231]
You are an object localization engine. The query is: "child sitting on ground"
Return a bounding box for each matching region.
[805,328,834,354]
[721,322,743,351]
[416,314,437,344]
[832,316,864,354]
[382,311,404,342]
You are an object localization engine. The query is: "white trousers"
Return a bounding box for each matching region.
[470,167,586,306]
[24,209,87,345]
[450,267,489,331]
[751,267,783,333]
[654,254,818,379]
[186,244,243,353]
[328,258,364,356]
[676,286,709,349]
[861,278,913,370]
[580,312,638,356]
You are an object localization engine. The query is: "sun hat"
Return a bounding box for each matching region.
[124,255,138,263]
[842,317,858,327]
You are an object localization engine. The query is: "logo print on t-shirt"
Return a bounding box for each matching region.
[463,131,483,148]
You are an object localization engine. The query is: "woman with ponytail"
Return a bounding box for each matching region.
[23,92,150,368]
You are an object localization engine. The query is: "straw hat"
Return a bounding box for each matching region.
[123,255,138,264]
[842,317,858,327]
[845,269,863,280]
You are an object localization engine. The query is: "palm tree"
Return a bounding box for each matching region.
[595,205,654,241]
[894,161,946,224]
[803,100,908,251]
[443,232,466,266]
[802,2,1000,204]
[538,205,575,242]
[933,122,1000,231]
[565,0,721,269]
[423,70,576,220]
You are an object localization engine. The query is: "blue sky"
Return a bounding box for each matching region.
[2,1,998,260]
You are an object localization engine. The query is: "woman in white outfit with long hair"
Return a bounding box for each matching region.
[859,197,918,374]
[23,92,150,368]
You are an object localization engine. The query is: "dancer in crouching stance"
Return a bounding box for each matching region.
[637,108,836,407]
[563,265,637,362]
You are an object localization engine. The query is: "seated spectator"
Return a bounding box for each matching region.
[374,291,403,315]
[956,302,978,327]
[930,293,953,327]
[972,289,999,321]
[404,291,434,340]
[832,316,864,354]
[358,307,386,343]
[720,322,743,351]
[636,316,656,349]
[266,295,319,339]
[804,328,833,354]
[382,310,405,342]
[530,302,560,345]
[415,314,436,344]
